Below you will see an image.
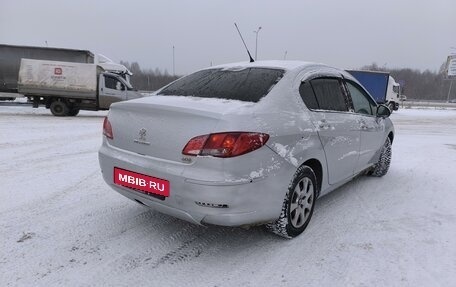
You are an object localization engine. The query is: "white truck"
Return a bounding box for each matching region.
[0,44,133,100]
[18,59,142,116]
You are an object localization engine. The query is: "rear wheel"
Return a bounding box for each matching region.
[68,108,80,116]
[266,165,317,238]
[50,100,69,117]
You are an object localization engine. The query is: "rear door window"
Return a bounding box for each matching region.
[299,81,319,110]
[306,78,349,112]
[158,68,284,102]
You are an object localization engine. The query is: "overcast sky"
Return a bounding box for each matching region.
[1,0,455,75]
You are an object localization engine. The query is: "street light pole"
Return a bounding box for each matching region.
[254,26,262,61]
[172,45,175,76]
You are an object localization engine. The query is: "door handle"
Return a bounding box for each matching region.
[318,120,331,130]
[358,119,368,130]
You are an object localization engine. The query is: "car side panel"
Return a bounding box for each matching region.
[309,111,361,184]
[355,114,386,173]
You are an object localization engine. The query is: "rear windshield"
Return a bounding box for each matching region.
[158,67,285,102]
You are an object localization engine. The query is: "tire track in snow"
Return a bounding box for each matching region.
[0,130,98,150]
[1,186,181,285]
[114,224,271,286]
[0,148,98,175]
[116,222,204,272]
[0,135,100,171]
[61,209,181,262]
[0,166,100,217]
[146,227,231,269]
[108,221,254,276]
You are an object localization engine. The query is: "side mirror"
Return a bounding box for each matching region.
[377,104,391,118]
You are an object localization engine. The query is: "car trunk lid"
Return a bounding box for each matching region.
[107,95,254,163]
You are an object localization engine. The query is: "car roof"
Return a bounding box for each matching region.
[208,60,325,72]
[206,60,358,83]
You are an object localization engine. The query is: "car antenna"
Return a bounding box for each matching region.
[234,23,254,63]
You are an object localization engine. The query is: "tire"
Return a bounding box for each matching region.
[265,165,317,238]
[68,108,80,116]
[50,100,69,117]
[369,137,392,177]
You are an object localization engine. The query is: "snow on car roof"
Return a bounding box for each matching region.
[207,60,324,72]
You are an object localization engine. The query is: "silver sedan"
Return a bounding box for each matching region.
[98,61,394,238]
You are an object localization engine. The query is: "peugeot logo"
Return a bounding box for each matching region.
[139,128,147,141]
[134,128,151,145]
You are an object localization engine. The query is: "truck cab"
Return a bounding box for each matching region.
[386,76,400,111]
[98,72,142,109]
[96,54,133,85]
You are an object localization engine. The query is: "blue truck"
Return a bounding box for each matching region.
[347,70,400,111]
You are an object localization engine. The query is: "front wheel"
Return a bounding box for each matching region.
[369,137,392,177]
[265,165,317,238]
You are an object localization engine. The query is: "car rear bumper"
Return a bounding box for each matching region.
[98,139,294,227]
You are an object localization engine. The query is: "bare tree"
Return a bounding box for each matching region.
[120,61,180,91]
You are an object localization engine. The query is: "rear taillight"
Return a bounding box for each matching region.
[182,132,269,158]
[103,117,113,139]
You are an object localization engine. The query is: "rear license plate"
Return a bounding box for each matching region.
[114,167,170,197]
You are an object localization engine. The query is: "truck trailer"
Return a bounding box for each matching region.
[18,59,142,116]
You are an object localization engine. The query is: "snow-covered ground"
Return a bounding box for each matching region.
[1,106,455,286]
